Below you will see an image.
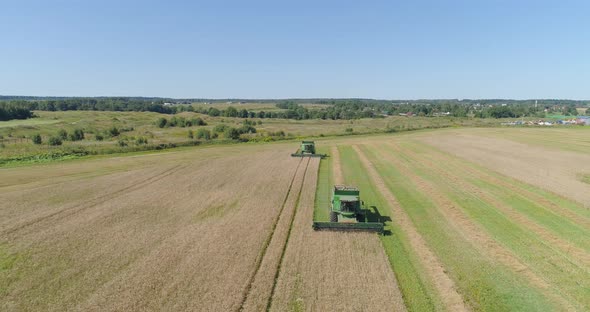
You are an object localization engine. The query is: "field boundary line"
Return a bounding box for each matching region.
[238,157,306,311]
[351,145,469,312]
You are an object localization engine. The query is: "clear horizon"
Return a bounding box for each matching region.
[2,0,589,99]
[1,95,589,102]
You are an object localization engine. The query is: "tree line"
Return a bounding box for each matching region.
[3,98,176,115]
[0,102,35,121]
[1,97,588,122]
[193,101,581,120]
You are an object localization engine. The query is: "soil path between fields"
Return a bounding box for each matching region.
[377,142,575,310]
[352,145,469,312]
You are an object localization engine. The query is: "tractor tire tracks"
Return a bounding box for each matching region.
[239,157,310,312]
[265,157,311,311]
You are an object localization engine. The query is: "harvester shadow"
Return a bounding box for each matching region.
[365,205,393,236]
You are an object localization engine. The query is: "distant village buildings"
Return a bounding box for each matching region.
[501,116,589,126]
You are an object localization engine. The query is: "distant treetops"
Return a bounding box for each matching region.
[0,98,587,122]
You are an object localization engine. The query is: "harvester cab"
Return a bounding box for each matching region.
[313,185,384,233]
[291,141,326,158]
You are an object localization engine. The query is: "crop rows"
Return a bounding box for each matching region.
[1,129,588,311]
[325,132,589,311]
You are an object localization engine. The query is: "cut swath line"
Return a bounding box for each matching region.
[351,145,469,312]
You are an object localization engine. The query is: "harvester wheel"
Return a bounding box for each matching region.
[330,211,338,223]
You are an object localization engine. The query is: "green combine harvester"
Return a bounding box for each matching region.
[313,185,384,233]
[291,141,326,158]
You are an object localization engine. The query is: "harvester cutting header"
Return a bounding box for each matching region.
[313,185,384,233]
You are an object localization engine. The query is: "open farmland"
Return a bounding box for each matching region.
[321,128,590,311]
[0,143,306,311]
[1,127,589,311]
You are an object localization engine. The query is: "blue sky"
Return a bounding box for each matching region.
[1,0,589,99]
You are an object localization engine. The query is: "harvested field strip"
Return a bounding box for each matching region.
[240,157,308,311]
[466,179,590,251]
[359,144,556,311]
[421,133,590,206]
[378,142,586,309]
[481,173,590,228]
[503,180,590,224]
[479,128,590,154]
[420,142,590,227]
[344,146,454,311]
[405,142,590,258]
[331,145,344,184]
[313,146,332,222]
[270,157,406,312]
[312,145,343,223]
